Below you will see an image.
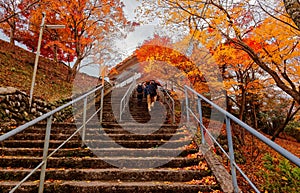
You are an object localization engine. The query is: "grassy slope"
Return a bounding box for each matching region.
[0,39,98,102]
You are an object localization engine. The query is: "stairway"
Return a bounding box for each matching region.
[0,87,222,193]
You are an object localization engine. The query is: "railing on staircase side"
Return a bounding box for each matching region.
[119,77,137,121]
[184,85,300,193]
[160,88,175,124]
[115,73,141,88]
[0,85,104,193]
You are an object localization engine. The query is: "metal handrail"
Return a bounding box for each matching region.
[161,89,175,124]
[119,78,137,121]
[184,85,300,193]
[115,73,141,88]
[0,85,104,193]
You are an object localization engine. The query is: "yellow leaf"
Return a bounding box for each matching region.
[33,180,40,184]
[282,176,288,181]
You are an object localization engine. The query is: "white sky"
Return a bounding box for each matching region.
[115,0,157,54]
[81,0,158,77]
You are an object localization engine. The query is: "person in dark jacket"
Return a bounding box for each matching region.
[136,83,144,106]
[145,81,157,111]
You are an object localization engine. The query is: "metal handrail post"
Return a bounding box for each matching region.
[120,100,123,121]
[184,87,190,123]
[81,97,88,147]
[225,116,239,193]
[164,90,175,124]
[38,115,53,193]
[99,87,104,123]
[172,97,175,124]
[119,78,136,121]
[197,97,205,145]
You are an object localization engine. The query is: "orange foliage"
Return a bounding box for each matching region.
[137,0,300,103]
[0,0,129,81]
[135,35,208,93]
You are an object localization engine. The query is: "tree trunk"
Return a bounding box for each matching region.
[252,103,258,130]
[271,101,298,141]
[283,0,300,29]
[67,58,82,82]
[9,21,16,45]
[238,89,246,121]
[238,88,246,145]
[54,45,58,62]
[67,67,73,82]
[226,94,233,113]
[271,125,286,141]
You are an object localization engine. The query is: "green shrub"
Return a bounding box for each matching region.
[284,121,300,142]
[259,154,300,193]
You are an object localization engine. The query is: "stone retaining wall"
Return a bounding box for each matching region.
[0,87,73,125]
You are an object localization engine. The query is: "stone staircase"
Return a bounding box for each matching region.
[0,87,223,192]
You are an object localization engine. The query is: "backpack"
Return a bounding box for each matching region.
[137,85,143,93]
[148,84,157,96]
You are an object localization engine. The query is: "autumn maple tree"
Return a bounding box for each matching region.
[137,0,300,140]
[137,0,300,101]
[135,34,208,94]
[33,0,129,81]
[0,0,40,44]
[213,38,265,128]
[0,0,130,81]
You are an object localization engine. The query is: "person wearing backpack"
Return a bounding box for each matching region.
[145,81,157,111]
[144,82,151,111]
[136,83,144,106]
[150,80,161,102]
[149,80,157,106]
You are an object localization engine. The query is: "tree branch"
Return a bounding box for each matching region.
[0,0,40,23]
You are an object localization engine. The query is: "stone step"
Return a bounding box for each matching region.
[0,127,80,135]
[0,123,77,133]
[0,124,181,134]
[102,128,186,135]
[0,133,80,141]
[101,128,184,135]
[0,156,204,169]
[119,120,170,125]
[0,181,220,193]
[2,140,82,148]
[2,139,192,149]
[102,123,179,128]
[0,132,189,141]
[102,133,189,141]
[0,147,198,157]
[102,101,122,105]
[101,124,181,132]
[0,168,211,181]
[120,116,166,120]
